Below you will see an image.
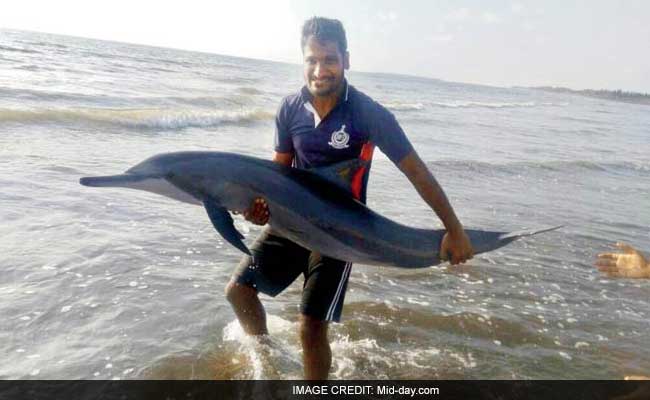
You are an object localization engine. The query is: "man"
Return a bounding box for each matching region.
[225,17,473,379]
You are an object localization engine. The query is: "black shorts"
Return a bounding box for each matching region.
[232,228,352,323]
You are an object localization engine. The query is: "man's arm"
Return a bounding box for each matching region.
[243,152,293,225]
[397,150,474,265]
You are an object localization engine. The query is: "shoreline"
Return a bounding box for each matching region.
[529,86,650,106]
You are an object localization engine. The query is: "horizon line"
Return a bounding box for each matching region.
[2,26,647,95]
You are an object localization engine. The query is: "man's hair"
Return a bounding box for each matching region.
[301,17,347,54]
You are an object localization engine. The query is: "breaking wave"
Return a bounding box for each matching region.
[0,87,257,109]
[0,45,41,55]
[0,107,274,130]
[426,159,650,174]
[383,101,570,111]
[384,102,425,111]
[430,101,569,109]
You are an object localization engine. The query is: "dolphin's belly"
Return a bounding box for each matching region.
[267,202,436,268]
[267,204,376,263]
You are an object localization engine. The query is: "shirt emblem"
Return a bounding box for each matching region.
[328,124,350,149]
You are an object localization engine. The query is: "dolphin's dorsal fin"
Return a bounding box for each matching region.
[203,197,251,255]
[310,158,368,195]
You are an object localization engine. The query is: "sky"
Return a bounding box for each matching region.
[2,0,649,92]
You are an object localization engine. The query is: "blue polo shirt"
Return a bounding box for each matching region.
[274,80,413,203]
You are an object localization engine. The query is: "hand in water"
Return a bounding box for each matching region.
[595,242,650,279]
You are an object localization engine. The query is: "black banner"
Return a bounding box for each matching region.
[0,380,647,400]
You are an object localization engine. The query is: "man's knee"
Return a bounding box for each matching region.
[299,315,329,346]
[225,280,257,305]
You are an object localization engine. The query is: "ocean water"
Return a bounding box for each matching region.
[1,28,649,380]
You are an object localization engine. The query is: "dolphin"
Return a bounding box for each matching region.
[79,151,561,268]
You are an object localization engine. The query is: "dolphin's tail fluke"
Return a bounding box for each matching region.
[497,225,564,242]
[80,174,150,188]
[467,225,563,257]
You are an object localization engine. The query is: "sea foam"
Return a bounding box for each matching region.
[0,107,274,130]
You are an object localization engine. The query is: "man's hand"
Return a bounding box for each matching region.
[241,197,270,226]
[440,229,474,265]
[595,242,650,279]
[234,152,289,226]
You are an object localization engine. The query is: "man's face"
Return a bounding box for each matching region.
[302,36,349,98]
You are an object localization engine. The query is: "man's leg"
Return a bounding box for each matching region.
[225,281,268,335]
[227,229,309,336]
[300,254,353,380]
[300,314,331,380]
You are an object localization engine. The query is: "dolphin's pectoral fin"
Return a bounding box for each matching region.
[203,198,250,255]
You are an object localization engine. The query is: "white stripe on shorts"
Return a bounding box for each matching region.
[325,262,352,321]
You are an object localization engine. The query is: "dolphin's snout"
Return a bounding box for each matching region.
[79,174,147,188]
